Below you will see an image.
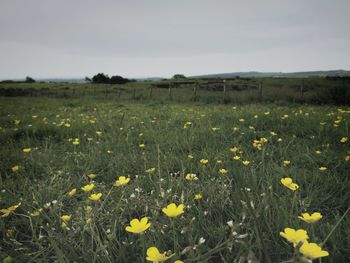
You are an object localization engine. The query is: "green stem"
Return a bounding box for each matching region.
[172,220,177,254]
[321,206,350,246]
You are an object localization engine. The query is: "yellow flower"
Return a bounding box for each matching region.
[183,121,192,128]
[340,137,348,143]
[194,194,202,200]
[72,138,80,145]
[87,173,97,179]
[270,131,277,136]
[125,217,151,234]
[174,261,184,263]
[185,173,198,181]
[299,241,329,260]
[232,155,241,160]
[88,193,102,201]
[162,203,185,218]
[139,144,145,148]
[219,168,228,175]
[264,111,270,115]
[81,183,94,192]
[64,123,71,127]
[319,166,327,171]
[242,160,250,166]
[14,119,21,125]
[22,148,32,153]
[187,154,194,159]
[216,159,223,164]
[114,176,130,187]
[12,165,20,172]
[211,127,220,132]
[277,138,283,142]
[315,150,321,155]
[61,215,71,222]
[145,167,156,173]
[281,177,299,191]
[298,212,322,223]
[230,147,239,153]
[0,203,21,217]
[146,247,174,262]
[200,159,208,165]
[30,208,43,217]
[283,160,290,166]
[280,228,309,245]
[68,188,77,197]
[96,131,102,136]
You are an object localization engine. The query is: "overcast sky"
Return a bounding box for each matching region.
[1,0,349,79]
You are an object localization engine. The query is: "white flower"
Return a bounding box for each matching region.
[198,237,206,244]
[227,220,234,228]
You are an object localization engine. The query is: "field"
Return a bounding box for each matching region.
[0,92,349,262]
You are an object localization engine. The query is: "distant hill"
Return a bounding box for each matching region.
[192,70,350,79]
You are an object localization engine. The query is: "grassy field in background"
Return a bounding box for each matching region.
[1,77,350,105]
[0,95,349,262]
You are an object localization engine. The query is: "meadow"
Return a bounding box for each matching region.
[0,92,349,262]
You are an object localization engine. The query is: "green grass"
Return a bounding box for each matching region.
[0,96,349,262]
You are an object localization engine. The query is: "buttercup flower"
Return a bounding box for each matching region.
[0,203,21,217]
[68,188,77,197]
[200,159,208,165]
[298,212,322,223]
[194,194,202,200]
[232,155,241,160]
[280,228,309,245]
[230,147,239,153]
[22,148,32,153]
[12,165,20,172]
[88,193,102,201]
[283,160,290,166]
[125,217,151,234]
[146,247,174,262]
[87,173,97,179]
[299,241,329,260]
[114,176,130,186]
[30,208,43,217]
[146,167,156,173]
[319,166,327,171]
[242,160,250,166]
[340,137,348,143]
[61,215,71,222]
[219,168,228,175]
[139,144,145,148]
[185,173,198,181]
[81,183,94,192]
[281,177,299,191]
[162,203,185,218]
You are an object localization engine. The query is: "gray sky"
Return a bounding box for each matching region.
[1,0,350,79]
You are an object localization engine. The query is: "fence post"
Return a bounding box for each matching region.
[259,82,263,101]
[300,80,304,99]
[222,79,226,102]
[193,82,198,101]
[149,85,153,98]
[169,82,173,100]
